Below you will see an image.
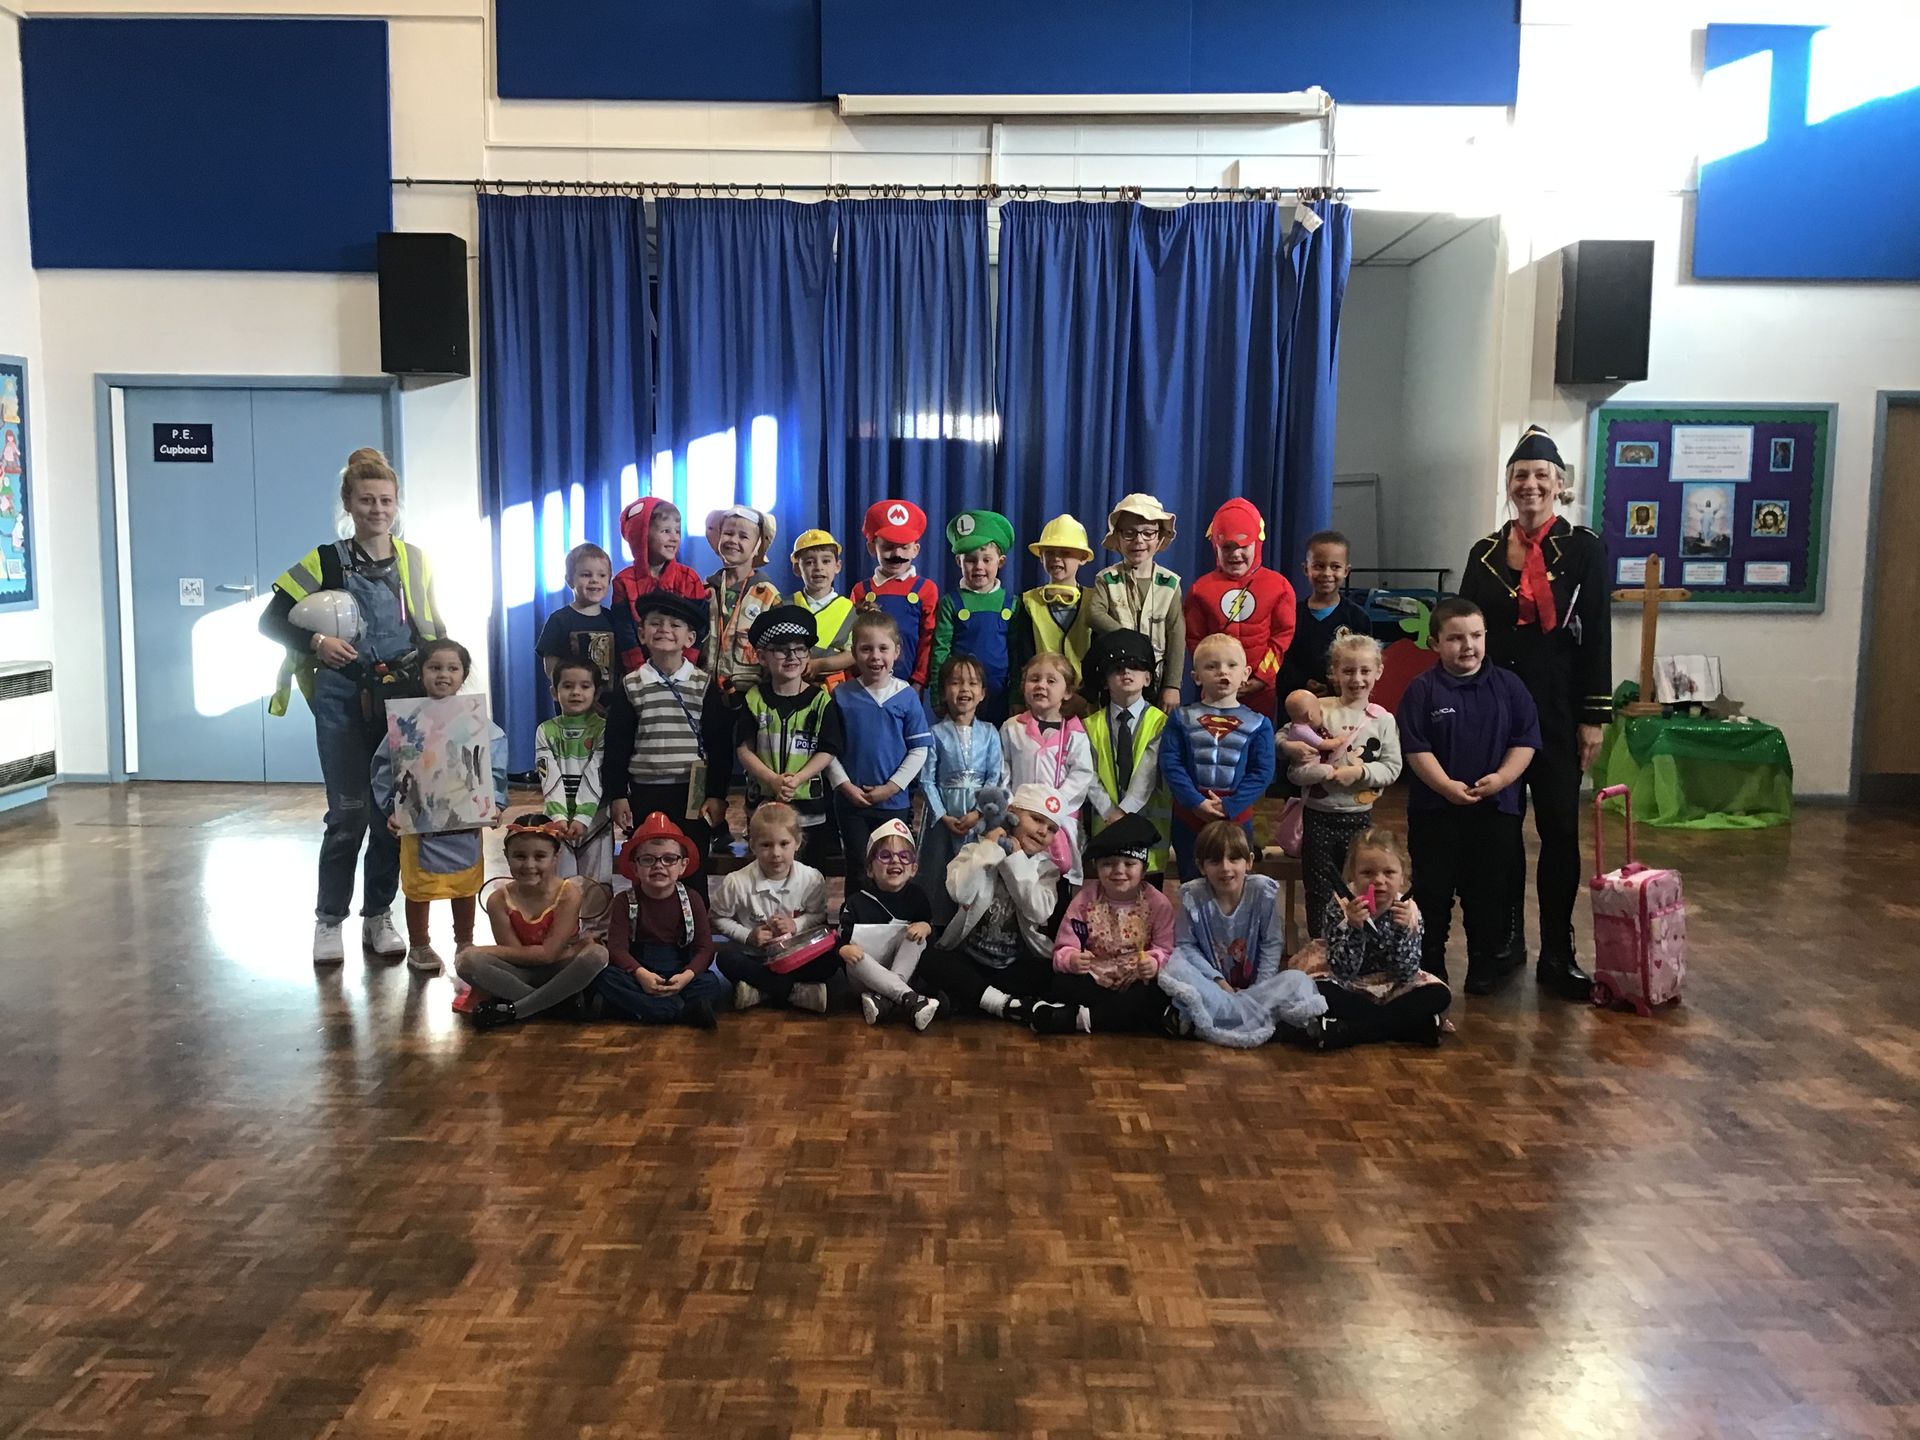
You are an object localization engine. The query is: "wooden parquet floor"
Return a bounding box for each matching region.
[2,784,1918,1439]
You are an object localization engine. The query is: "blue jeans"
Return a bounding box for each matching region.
[311,670,400,922]
[591,945,727,1024]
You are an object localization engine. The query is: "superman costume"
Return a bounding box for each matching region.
[1158,700,1277,879]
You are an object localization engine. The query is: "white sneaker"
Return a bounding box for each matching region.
[860,992,892,1026]
[362,911,407,957]
[789,982,829,1014]
[407,944,443,974]
[313,920,345,966]
[734,981,763,1012]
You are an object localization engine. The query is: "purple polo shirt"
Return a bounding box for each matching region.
[1396,663,1542,815]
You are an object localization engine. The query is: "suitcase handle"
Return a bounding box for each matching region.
[1592,784,1633,879]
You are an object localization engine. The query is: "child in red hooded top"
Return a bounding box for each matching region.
[1183,497,1296,720]
[610,497,709,675]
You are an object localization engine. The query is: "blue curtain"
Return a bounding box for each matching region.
[1275,201,1353,568]
[478,193,652,770]
[829,199,996,584]
[994,199,1351,593]
[653,198,836,584]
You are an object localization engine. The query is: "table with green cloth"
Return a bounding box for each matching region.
[1590,710,1793,829]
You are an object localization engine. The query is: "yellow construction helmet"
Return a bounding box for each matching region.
[1027,514,1094,563]
[789,528,842,561]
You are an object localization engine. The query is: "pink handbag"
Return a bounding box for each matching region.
[1589,784,1687,1015]
[1273,797,1305,857]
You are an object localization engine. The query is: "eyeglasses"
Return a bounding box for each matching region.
[635,853,684,870]
[1116,525,1159,540]
[874,850,915,865]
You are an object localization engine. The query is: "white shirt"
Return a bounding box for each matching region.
[710,860,829,947]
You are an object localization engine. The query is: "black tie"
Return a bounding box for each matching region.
[1115,708,1134,793]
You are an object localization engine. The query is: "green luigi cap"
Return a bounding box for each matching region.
[945,509,1014,556]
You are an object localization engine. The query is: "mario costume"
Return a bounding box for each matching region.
[931,509,1017,722]
[609,496,708,676]
[1183,498,1295,719]
[850,500,939,687]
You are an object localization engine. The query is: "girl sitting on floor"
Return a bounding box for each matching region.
[1157,820,1327,1048]
[457,818,609,1030]
[1042,812,1181,1036]
[838,818,941,1031]
[1298,827,1453,1050]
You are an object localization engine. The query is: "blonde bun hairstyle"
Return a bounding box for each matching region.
[339,447,398,509]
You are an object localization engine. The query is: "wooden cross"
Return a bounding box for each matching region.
[1612,554,1690,718]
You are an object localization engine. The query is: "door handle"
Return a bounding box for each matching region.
[215,581,256,597]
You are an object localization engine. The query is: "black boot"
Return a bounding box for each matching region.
[1535,953,1593,1001]
[1464,948,1523,996]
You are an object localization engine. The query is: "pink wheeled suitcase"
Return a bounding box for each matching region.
[1589,784,1686,1015]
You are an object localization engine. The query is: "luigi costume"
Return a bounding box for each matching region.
[1009,513,1097,696]
[1459,425,1613,1002]
[931,509,1017,722]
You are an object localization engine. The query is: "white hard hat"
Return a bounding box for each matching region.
[289,590,364,641]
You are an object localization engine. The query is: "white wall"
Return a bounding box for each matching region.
[29,12,488,777]
[1483,10,1920,796]
[1332,264,1409,528]
[1396,221,1505,582]
[15,0,1905,795]
[0,9,50,681]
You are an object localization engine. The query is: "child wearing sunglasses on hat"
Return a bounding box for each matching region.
[458,818,610,1031]
[837,819,941,1031]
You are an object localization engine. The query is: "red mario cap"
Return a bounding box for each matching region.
[863,499,927,545]
[1209,497,1266,547]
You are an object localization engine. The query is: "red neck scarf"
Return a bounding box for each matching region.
[1515,519,1558,632]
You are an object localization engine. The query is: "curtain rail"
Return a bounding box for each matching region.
[393,176,1367,203]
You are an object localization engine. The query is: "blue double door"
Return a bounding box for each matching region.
[122,386,395,783]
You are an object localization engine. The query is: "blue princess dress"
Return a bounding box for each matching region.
[915,718,1008,920]
[1157,874,1325,1048]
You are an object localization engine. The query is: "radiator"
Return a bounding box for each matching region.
[0,661,56,793]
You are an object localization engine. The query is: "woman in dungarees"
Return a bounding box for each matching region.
[259,447,444,966]
[1458,426,1612,1001]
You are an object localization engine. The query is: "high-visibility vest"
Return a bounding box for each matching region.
[267,539,441,716]
[1019,586,1092,686]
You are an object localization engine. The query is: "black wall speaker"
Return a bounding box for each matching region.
[377,232,470,378]
[1554,239,1654,386]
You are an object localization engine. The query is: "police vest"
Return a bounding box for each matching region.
[743,685,833,802]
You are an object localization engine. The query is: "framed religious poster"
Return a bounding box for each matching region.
[1590,403,1835,611]
[0,355,35,613]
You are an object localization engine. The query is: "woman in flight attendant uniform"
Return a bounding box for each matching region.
[1458,426,1612,1001]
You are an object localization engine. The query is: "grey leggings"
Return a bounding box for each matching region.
[456,944,609,1019]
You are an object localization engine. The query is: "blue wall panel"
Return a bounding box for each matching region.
[1695,25,1920,281]
[818,0,1518,105]
[1191,0,1519,106]
[22,19,392,273]
[496,0,821,102]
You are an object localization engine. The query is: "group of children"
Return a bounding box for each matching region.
[386,491,1552,1052]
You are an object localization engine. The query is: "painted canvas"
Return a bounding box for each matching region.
[385,695,496,834]
[0,356,35,611]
